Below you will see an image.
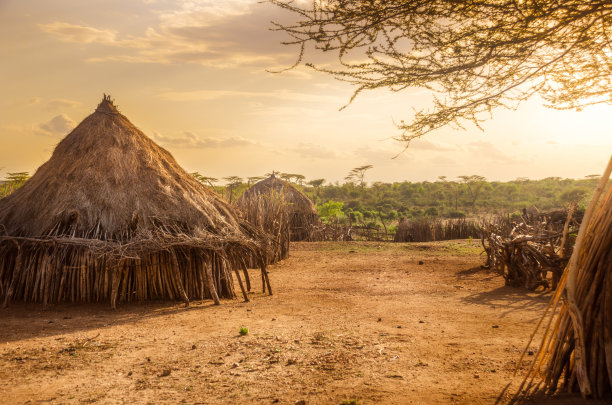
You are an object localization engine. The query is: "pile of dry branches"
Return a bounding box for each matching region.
[395,218,482,243]
[482,208,580,291]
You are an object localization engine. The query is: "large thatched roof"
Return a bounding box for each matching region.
[0,96,249,244]
[0,96,270,307]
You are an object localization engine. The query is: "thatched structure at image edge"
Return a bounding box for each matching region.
[0,96,271,308]
[515,156,612,400]
[236,175,319,264]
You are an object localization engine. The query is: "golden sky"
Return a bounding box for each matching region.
[1,0,610,184]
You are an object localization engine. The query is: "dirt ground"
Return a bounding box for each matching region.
[0,241,606,404]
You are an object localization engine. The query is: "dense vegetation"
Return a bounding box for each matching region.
[2,171,597,228]
[188,172,598,229]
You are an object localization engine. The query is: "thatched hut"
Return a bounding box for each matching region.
[236,175,319,264]
[0,96,270,308]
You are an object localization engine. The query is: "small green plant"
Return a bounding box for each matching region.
[239,326,249,336]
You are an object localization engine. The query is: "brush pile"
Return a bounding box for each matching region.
[394,217,482,243]
[0,96,270,308]
[482,207,581,291]
[517,156,612,400]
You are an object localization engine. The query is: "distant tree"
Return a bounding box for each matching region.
[6,172,30,184]
[293,174,306,186]
[1,172,30,198]
[192,172,219,190]
[223,176,244,203]
[345,165,373,188]
[247,176,265,187]
[307,178,325,204]
[317,200,344,223]
[560,187,589,205]
[270,0,611,141]
[458,175,490,211]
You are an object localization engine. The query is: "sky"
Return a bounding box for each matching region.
[0,0,610,185]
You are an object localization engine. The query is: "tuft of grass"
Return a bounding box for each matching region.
[340,400,359,405]
[239,326,249,336]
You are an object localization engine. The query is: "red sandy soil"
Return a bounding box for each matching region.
[0,241,606,404]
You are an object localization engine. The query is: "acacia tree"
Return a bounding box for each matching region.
[192,172,219,191]
[345,164,373,188]
[458,175,490,211]
[223,176,244,203]
[269,0,611,141]
[307,178,326,204]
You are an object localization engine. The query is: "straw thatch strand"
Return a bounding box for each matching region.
[515,155,612,400]
[0,95,270,307]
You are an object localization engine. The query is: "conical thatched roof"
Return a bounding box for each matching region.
[235,175,319,265]
[240,175,317,217]
[0,96,270,307]
[238,175,319,242]
[1,97,244,241]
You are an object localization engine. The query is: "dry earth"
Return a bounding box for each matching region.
[0,241,606,404]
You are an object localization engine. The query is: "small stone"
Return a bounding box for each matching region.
[127,371,133,377]
[492,325,499,328]
[272,318,276,321]
[272,400,280,404]
[474,374,479,379]
[63,316,71,320]
[231,363,239,369]
[419,320,425,324]
[377,318,382,322]
[159,369,171,377]
[146,357,151,362]
[295,401,306,405]
[397,326,402,329]
[418,260,424,265]
[191,345,197,350]
[527,350,534,356]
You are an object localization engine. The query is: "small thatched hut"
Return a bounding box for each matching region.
[0,96,270,308]
[236,175,319,264]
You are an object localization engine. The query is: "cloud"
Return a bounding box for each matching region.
[33,114,76,136]
[39,2,296,68]
[158,89,343,103]
[40,22,117,43]
[408,139,453,151]
[287,143,340,159]
[46,98,80,111]
[151,131,257,149]
[465,141,521,163]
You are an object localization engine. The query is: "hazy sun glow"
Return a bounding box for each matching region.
[0,0,610,184]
